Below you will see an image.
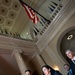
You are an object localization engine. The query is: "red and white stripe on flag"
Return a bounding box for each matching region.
[21,3,39,24]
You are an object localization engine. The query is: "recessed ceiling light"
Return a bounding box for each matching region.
[26,33,29,35]
[67,34,73,40]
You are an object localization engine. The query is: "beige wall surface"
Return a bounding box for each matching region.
[40,12,75,75]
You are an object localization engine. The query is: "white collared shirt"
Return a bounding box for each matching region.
[69,69,73,75]
[72,56,75,64]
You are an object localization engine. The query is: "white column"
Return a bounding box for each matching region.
[33,53,46,67]
[12,50,27,75]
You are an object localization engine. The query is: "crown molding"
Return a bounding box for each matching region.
[0,35,39,55]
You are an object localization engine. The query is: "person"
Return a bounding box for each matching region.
[64,64,74,75]
[41,64,62,75]
[25,70,32,75]
[65,49,75,74]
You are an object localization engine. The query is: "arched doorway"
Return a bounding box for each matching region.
[57,28,75,63]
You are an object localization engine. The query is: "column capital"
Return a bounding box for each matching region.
[12,49,27,75]
[32,52,46,67]
[11,50,22,57]
[32,52,40,58]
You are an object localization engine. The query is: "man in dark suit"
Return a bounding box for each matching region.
[64,64,74,75]
[65,49,75,75]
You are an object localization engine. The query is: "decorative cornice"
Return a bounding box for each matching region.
[0,35,39,55]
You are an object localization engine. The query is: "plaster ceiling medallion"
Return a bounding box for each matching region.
[5,19,13,27]
[0,6,8,16]
[0,16,4,24]
[2,0,12,7]
[8,11,17,19]
[12,1,20,11]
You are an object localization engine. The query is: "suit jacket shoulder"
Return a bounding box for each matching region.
[54,71,62,75]
[70,61,75,75]
[67,73,69,75]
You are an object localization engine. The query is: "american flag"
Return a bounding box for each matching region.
[19,0,39,24]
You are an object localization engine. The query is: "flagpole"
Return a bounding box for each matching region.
[19,0,50,23]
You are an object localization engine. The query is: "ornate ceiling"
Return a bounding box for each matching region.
[0,0,20,31]
[0,0,47,40]
[0,0,62,40]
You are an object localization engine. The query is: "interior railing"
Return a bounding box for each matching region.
[0,29,33,42]
[32,3,63,41]
[0,0,62,42]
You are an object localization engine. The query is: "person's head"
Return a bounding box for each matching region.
[65,49,74,59]
[25,70,32,75]
[64,64,70,71]
[42,65,54,75]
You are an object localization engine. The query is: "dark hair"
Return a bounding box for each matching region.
[63,64,70,67]
[42,65,62,75]
[42,65,55,75]
[25,70,31,73]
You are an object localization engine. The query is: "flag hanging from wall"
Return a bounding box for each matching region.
[19,0,39,24]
